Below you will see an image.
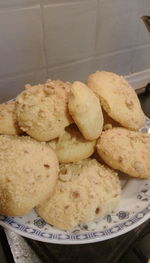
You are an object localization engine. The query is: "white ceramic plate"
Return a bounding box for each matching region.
[0,119,150,244]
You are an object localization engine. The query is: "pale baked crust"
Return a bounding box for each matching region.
[36,158,121,230]
[97,127,150,178]
[68,81,103,140]
[48,124,96,163]
[0,101,22,135]
[0,135,59,216]
[88,71,145,130]
[16,80,73,141]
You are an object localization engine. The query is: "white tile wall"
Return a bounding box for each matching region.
[95,0,144,56]
[143,0,150,13]
[0,6,45,77]
[132,44,150,73]
[0,1,39,6]
[136,19,150,46]
[43,1,97,67]
[135,0,150,46]
[90,49,133,75]
[48,58,92,82]
[95,11,138,55]
[0,0,149,100]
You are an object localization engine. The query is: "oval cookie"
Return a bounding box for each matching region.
[97,127,150,178]
[36,158,121,230]
[68,81,103,140]
[88,71,145,130]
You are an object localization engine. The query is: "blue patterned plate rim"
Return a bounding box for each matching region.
[0,204,150,244]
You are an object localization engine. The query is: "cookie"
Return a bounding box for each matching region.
[16,80,73,141]
[36,158,121,230]
[68,81,103,140]
[0,135,59,216]
[48,138,58,151]
[97,127,150,178]
[88,71,145,130]
[102,109,120,131]
[48,124,96,163]
[0,101,22,135]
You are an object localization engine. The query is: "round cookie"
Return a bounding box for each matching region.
[0,135,59,216]
[0,101,22,135]
[48,124,96,163]
[16,80,73,141]
[87,71,145,130]
[68,81,103,140]
[97,127,150,178]
[36,158,121,230]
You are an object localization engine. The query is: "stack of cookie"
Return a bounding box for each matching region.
[0,72,149,231]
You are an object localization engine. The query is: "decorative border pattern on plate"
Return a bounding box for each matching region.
[0,204,150,243]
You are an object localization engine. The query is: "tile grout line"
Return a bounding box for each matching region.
[93,0,100,55]
[0,68,47,82]
[94,43,150,60]
[39,2,49,78]
[0,40,150,81]
[89,0,98,73]
[0,3,40,12]
[42,0,95,8]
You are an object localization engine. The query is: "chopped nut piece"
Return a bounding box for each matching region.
[103,124,113,130]
[118,156,123,162]
[72,191,80,198]
[95,207,100,214]
[125,98,134,109]
[114,194,119,198]
[24,166,32,173]
[61,168,68,174]
[89,191,96,198]
[59,170,72,182]
[38,110,46,118]
[44,164,50,168]
[24,121,33,128]
[25,84,32,90]
[44,86,54,95]
[24,150,29,154]
[134,161,145,174]
[64,205,69,209]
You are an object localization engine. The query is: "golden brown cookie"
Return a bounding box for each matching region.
[16,80,73,141]
[0,135,59,216]
[36,158,121,230]
[97,127,150,178]
[68,81,103,140]
[0,101,22,135]
[88,71,145,130]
